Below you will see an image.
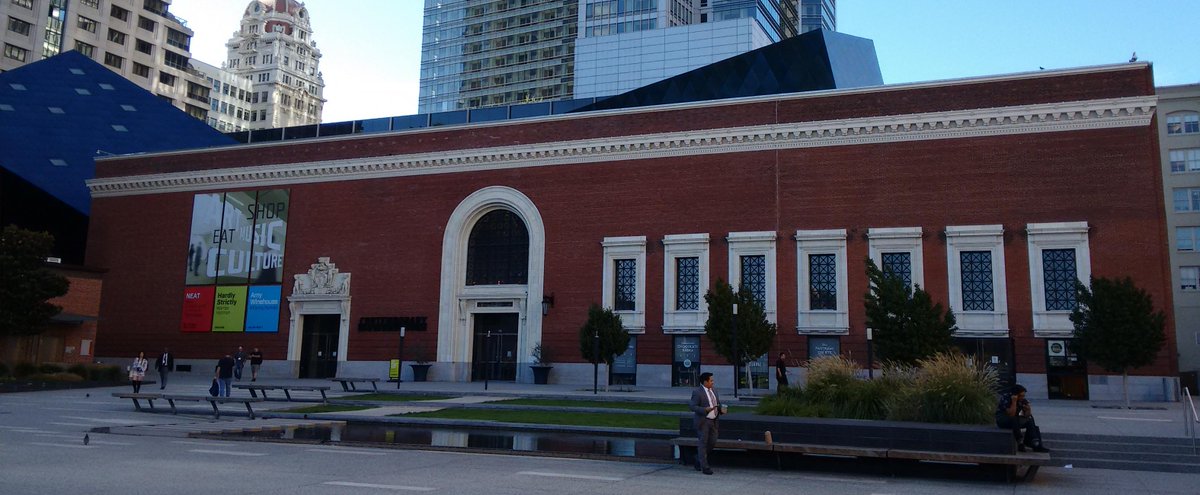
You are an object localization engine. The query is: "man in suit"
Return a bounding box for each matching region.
[155,348,174,390]
[688,372,723,475]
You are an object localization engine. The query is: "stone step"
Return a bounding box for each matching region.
[1053,447,1200,465]
[1048,439,1200,456]
[1056,457,1200,474]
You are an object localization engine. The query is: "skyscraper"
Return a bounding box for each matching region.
[1,0,211,120]
[418,0,836,113]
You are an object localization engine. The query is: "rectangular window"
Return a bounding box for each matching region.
[672,336,700,387]
[107,29,127,45]
[610,337,637,386]
[163,50,188,70]
[158,71,176,86]
[144,0,168,16]
[740,255,767,307]
[1170,149,1200,173]
[103,52,124,69]
[77,15,97,33]
[74,41,95,58]
[1182,267,1200,291]
[111,5,130,22]
[135,39,153,55]
[138,16,156,32]
[614,259,636,311]
[166,28,190,50]
[880,252,913,288]
[675,257,699,310]
[960,251,995,311]
[81,0,99,8]
[1042,249,1077,311]
[1178,227,1200,251]
[8,16,31,36]
[4,43,28,62]
[1174,188,1200,212]
[132,62,150,78]
[11,0,32,9]
[809,254,838,310]
[1168,113,1200,135]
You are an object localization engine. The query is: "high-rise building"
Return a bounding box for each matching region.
[212,0,324,129]
[1,0,211,120]
[1158,84,1200,378]
[418,0,835,113]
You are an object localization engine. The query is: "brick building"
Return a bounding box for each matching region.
[86,62,1177,400]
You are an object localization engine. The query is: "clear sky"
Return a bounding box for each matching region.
[171,0,1200,124]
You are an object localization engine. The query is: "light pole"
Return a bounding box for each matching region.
[396,326,405,389]
[866,327,874,380]
[484,330,491,391]
[592,330,600,395]
[732,303,739,398]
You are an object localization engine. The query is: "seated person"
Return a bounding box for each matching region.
[996,384,1049,453]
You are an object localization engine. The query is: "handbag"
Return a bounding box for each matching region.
[209,379,220,397]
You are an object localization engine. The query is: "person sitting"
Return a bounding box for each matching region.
[996,384,1049,453]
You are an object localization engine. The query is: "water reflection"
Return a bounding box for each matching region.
[232,423,676,461]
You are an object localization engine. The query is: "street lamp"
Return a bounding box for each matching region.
[732,303,739,398]
[484,330,491,391]
[592,330,600,395]
[866,327,874,380]
[396,326,405,389]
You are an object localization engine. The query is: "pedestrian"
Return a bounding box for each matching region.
[249,347,263,382]
[996,384,1050,452]
[687,372,724,475]
[775,351,789,390]
[215,354,235,397]
[128,351,148,393]
[233,346,247,380]
[155,348,174,390]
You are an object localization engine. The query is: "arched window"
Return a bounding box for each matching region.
[1168,111,1200,135]
[465,210,529,285]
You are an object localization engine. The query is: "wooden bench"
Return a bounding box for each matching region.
[161,394,264,419]
[674,414,1054,482]
[331,377,379,392]
[233,384,329,402]
[112,392,162,411]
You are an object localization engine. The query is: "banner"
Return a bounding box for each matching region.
[211,286,248,332]
[180,287,215,332]
[244,285,282,333]
[249,189,288,284]
[186,194,224,286]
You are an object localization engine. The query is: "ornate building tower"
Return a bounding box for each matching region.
[222,0,324,128]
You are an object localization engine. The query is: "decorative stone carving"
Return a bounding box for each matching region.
[292,257,350,296]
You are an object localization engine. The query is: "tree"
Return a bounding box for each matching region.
[863,258,955,366]
[1070,276,1167,408]
[0,225,70,337]
[704,279,778,374]
[579,304,630,368]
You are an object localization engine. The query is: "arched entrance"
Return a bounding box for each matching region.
[438,187,545,382]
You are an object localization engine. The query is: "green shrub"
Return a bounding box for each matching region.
[803,355,860,405]
[757,387,830,417]
[888,353,998,425]
[0,362,9,377]
[67,364,88,378]
[39,363,65,374]
[28,372,84,382]
[831,378,897,420]
[13,362,37,379]
[101,365,123,382]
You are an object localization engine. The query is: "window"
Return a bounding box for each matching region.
[143,0,168,16]
[881,253,912,288]
[795,229,848,334]
[81,0,99,8]
[946,225,1008,336]
[135,39,152,55]
[165,28,189,50]
[1026,222,1090,336]
[602,236,646,333]
[108,29,127,45]
[1168,112,1200,135]
[673,335,701,387]
[1170,149,1200,173]
[4,43,27,62]
[77,15,97,33]
[74,41,95,58]
[103,52,124,69]
[868,227,924,290]
[11,0,32,9]
[158,71,176,86]
[728,231,777,321]
[138,16,156,32]
[464,210,528,285]
[110,5,130,22]
[132,62,150,78]
[1182,267,1200,291]
[8,16,31,36]
[163,50,188,70]
[663,234,709,332]
[1174,188,1200,212]
[1178,227,1200,251]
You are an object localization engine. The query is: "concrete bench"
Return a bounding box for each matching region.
[331,377,379,392]
[233,384,329,402]
[111,392,162,411]
[161,394,264,419]
[675,414,1054,482]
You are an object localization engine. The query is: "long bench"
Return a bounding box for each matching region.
[160,394,264,419]
[330,377,379,392]
[111,392,162,411]
[232,384,329,402]
[674,415,1054,482]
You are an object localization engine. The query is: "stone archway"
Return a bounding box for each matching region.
[287,257,351,377]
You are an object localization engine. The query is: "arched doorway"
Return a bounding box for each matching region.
[466,210,528,381]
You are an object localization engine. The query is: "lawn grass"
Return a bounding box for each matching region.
[494,398,753,414]
[399,408,680,430]
[283,404,372,414]
[342,393,449,402]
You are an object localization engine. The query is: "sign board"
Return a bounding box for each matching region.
[359,316,428,332]
[389,359,400,380]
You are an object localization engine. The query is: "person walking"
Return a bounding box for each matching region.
[687,372,724,475]
[996,384,1050,452]
[215,354,235,397]
[233,346,247,381]
[249,347,263,382]
[155,348,174,390]
[775,351,789,390]
[128,351,148,393]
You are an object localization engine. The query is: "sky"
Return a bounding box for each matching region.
[170,0,1200,124]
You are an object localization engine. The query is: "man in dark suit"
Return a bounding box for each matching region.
[688,372,723,474]
[155,348,174,390]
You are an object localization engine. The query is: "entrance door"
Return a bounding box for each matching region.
[1047,339,1088,399]
[300,314,340,378]
[472,313,518,381]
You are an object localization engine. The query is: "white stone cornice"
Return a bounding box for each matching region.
[87,96,1156,198]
